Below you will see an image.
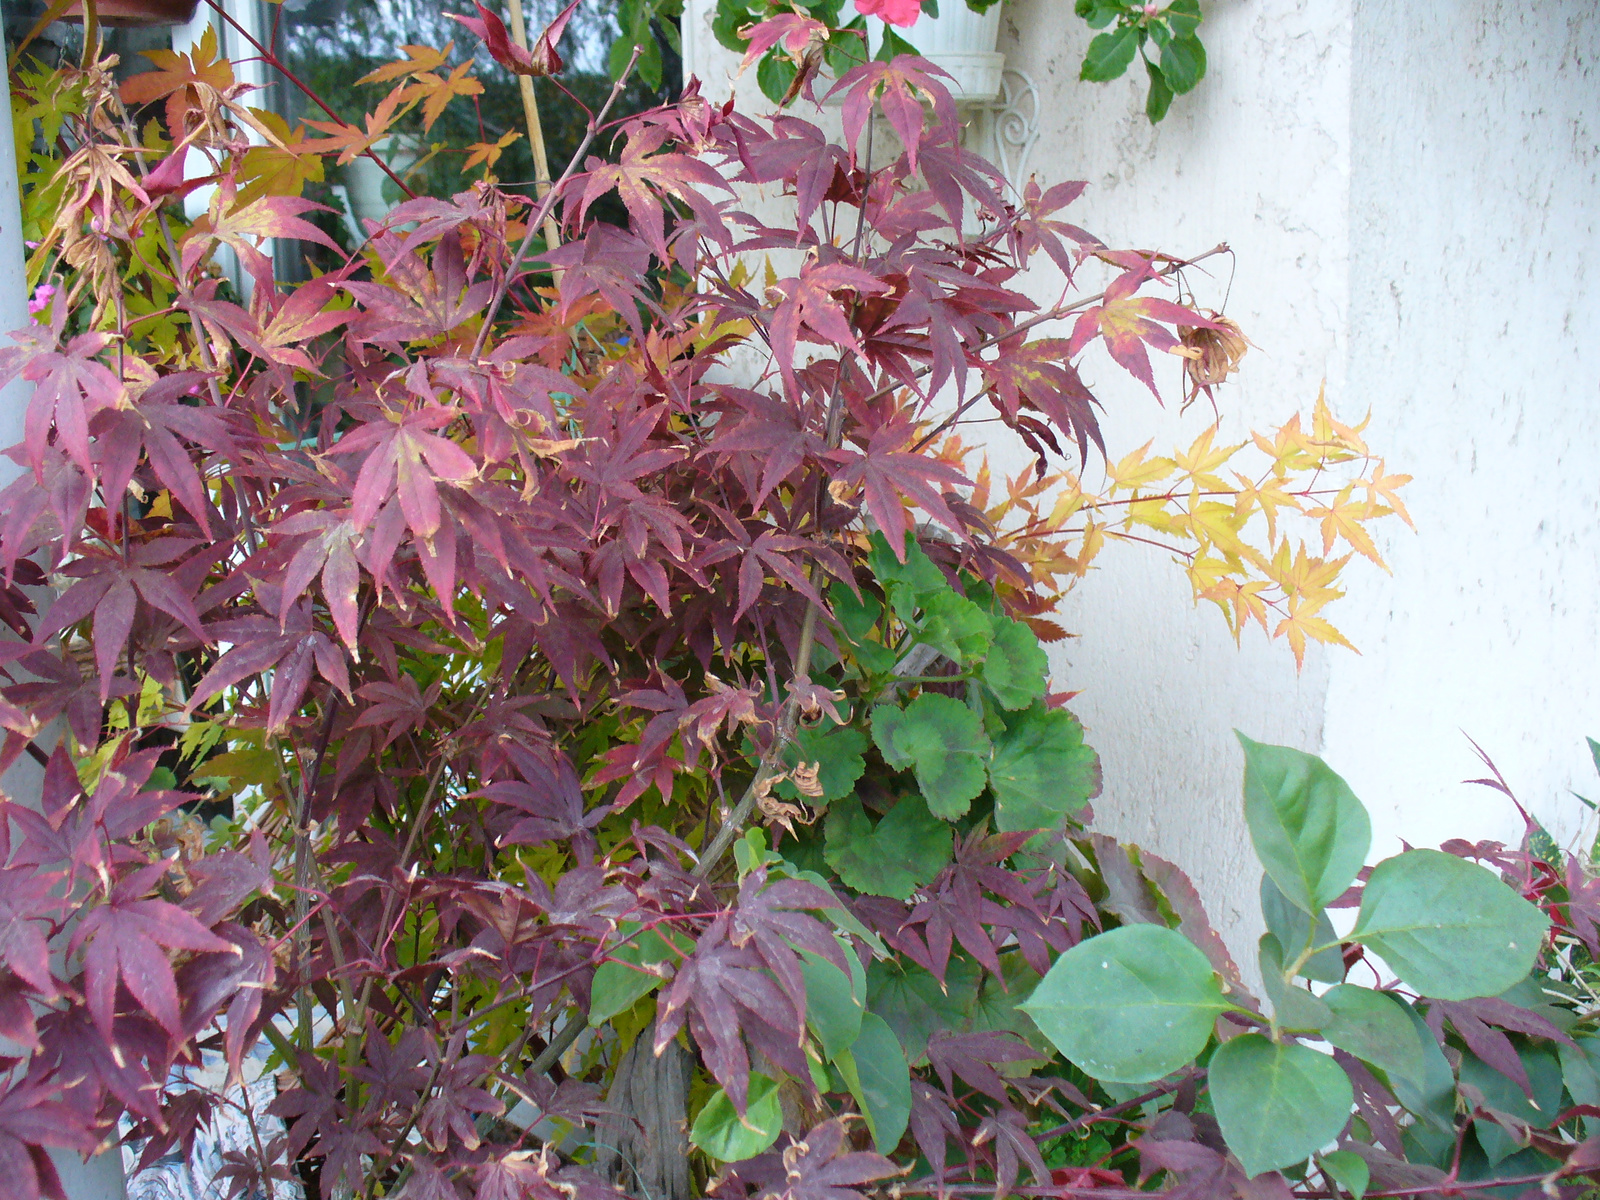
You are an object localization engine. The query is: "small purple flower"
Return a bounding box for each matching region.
[27,283,55,319]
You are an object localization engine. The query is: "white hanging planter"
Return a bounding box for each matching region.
[866,3,1005,104]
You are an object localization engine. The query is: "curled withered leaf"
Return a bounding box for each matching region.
[790,761,823,799]
[1179,311,1251,408]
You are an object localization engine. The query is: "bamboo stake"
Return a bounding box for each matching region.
[504,0,563,255]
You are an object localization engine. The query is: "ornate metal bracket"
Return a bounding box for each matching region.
[958,68,1041,195]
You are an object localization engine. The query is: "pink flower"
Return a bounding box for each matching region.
[855,0,921,28]
[27,283,55,319]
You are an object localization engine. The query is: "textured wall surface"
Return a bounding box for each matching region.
[1324,1,1600,859]
[995,0,1353,967]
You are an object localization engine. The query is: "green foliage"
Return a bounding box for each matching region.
[1023,924,1228,1082]
[824,794,952,899]
[690,1074,784,1161]
[1350,849,1549,1000]
[1024,735,1574,1185]
[1209,1034,1353,1178]
[834,1013,912,1153]
[872,695,989,819]
[1239,733,1370,915]
[1073,0,1207,122]
[988,705,1099,831]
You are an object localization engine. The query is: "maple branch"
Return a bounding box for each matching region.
[503,0,561,254]
[470,47,642,361]
[202,0,417,202]
[910,243,1232,455]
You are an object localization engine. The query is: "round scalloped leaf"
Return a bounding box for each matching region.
[1350,848,1549,1001]
[1209,1034,1353,1178]
[778,724,868,804]
[823,794,952,900]
[915,591,993,665]
[871,694,990,820]
[981,617,1049,711]
[987,706,1100,832]
[1021,924,1225,1082]
[689,1073,783,1162]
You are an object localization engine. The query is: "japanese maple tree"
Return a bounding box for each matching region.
[0,8,1584,1200]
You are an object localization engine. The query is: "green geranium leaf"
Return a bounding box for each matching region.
[1238,734,1370,914]
[1319,984,1426,1090]
[1260,874,1345,983]
[1160,33,1206,93]
[1022,924,1226,1082]
[987,705,1100,832]
[981,617,1049,710]
[868,956,980,1065]
[1319,1150,1369,1200]
[1209,1034,1353,1178]
[1080,24,1140,82]
[835,1012,910,1153]
[689,1074,783,1162]
[1350,849,1549,1000]
[829,581,881,644]
[801,947,865,1062]
[872,695,990,820]
[824,794,952,900]
[778,725,867,804]
[867,531,947,603]
[916,591,992,665]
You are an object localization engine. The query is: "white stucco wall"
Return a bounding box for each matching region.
[994,0,1353,967]
[1325,0,1600,860]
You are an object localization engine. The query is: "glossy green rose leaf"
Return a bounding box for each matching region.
[1022,924,1226,1083]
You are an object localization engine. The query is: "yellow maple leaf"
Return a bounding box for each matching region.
[463,129,522,174]
[1173,424,1240,492]
[236,110,324,203]
[404,63,485,133]
[358,43,455,86]
[1359,459,1414,529]
[1230,470,1300,544]
[1107,440,1176,491]
[1306,483,1387,569]
[1189,500,1250,559]
[1310,384,1369,460]
[1275,595,1357,668]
